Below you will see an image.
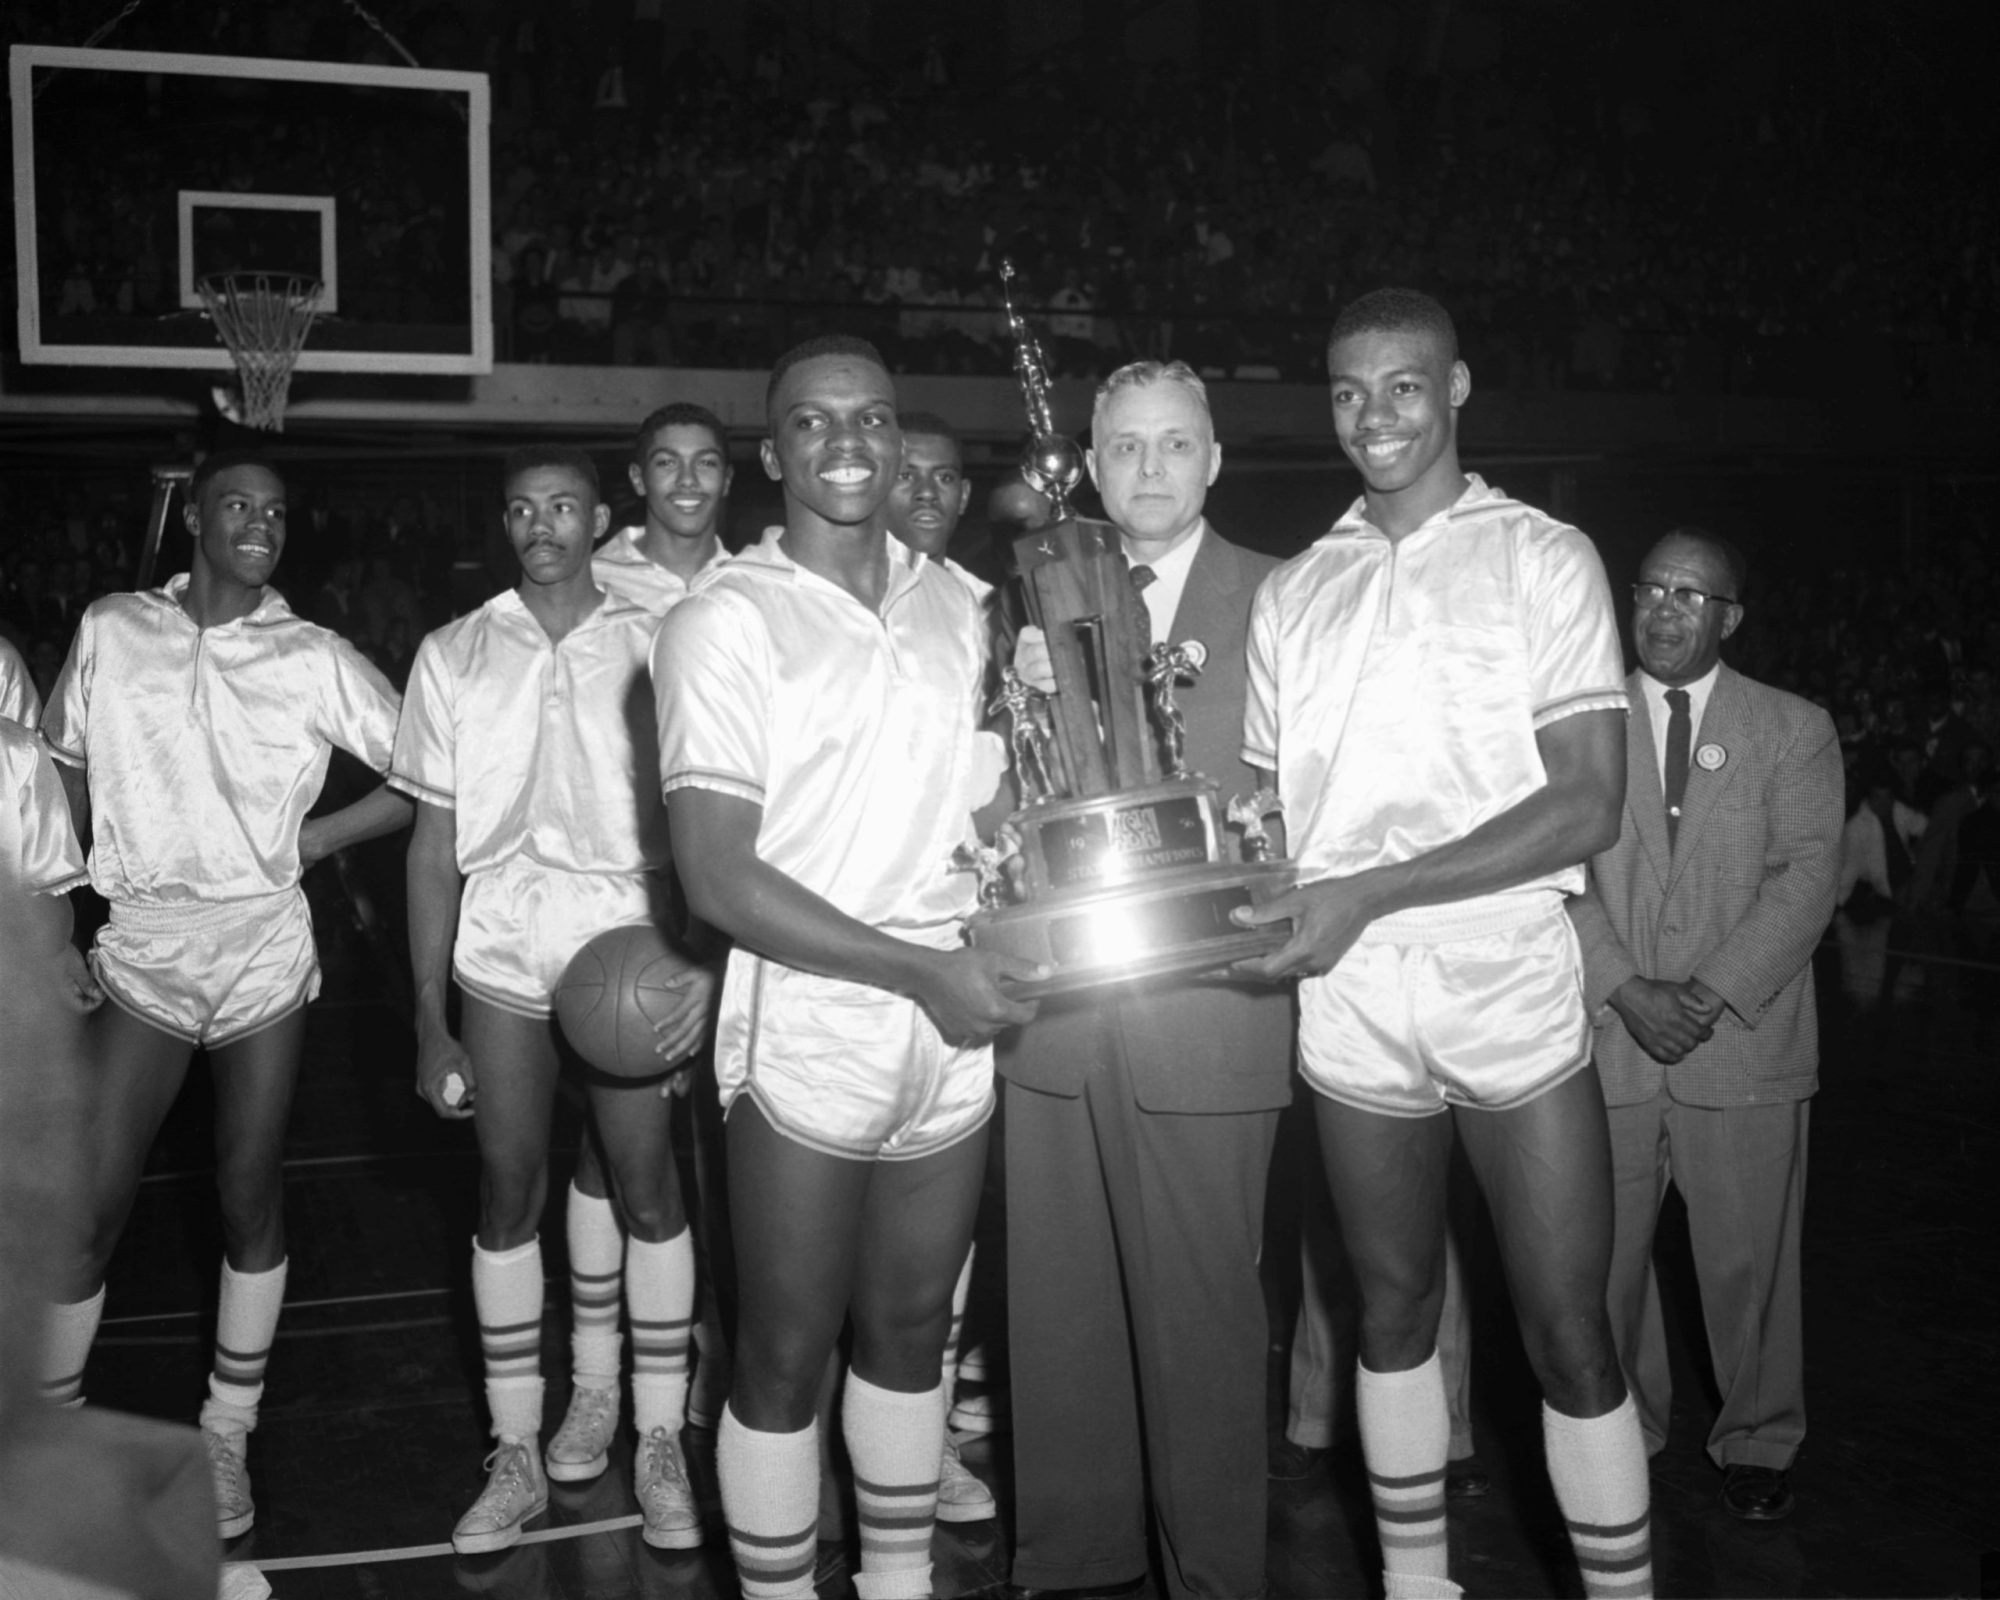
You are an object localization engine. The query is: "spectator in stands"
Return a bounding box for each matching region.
[612,252,673,367]
[1839,757,1928,916]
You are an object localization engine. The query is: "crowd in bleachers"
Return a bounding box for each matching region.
[470,12,1998,389]
[8,0,1996,391]
[1721,532,2000,996]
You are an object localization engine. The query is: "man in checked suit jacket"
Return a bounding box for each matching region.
[1569,528,1844,1524]
[997,361,1293,1600]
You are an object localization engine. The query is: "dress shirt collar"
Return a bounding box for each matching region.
[1122,519,1205,645]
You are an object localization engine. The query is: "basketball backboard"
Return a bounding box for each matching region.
[10,45,491,375]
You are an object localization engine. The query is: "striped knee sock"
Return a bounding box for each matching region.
[1545,1396,1653,1600]
[474,1237,545,1440]
[718,1407,819,1600]
[1357,1351,1458,1598]
[41,1287,104,1408]
[941,1246,974,1405]
[566,1183,623,1391]
[628,1228,695,1436]
[199,1259,288,1436]
[842,1372,941,1600]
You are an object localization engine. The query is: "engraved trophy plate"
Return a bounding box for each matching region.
[963,263,1294,997]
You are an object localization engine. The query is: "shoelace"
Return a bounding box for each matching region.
[556,1388,616,1441]
[205,1431,247,1494]
[641,1429,689,1489]
[480,1441,532,1492]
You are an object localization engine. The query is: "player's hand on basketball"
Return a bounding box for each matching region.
[1012,626,1056,694]
[920,948,1044,1043]
[1230,877,1369,982]
[649,962,719,1085]
[57,944,104,1013]
[415,1026,477,1120]
[1609,976,1712,1063]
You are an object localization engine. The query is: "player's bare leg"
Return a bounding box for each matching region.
[687,1067,735,1426]
[64,1006,197,1305]
[721,1099,987,1600]
[43,1006,193,1415]
[453,997,562,1554]
[586,1072,699,1546]
[208,1008,309,1274]
[1454,1066,1652,1595]
[848,1124,990,1590]
[1452,1068,1624,1416]
[197,1007,309,1536]
[1313,1099,1460,1596]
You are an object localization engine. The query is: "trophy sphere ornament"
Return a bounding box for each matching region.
[1023,434,1086,504]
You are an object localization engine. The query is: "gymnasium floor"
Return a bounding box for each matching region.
[82,887,1997,1600]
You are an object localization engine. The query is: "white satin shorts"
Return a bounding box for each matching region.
[1297,894,1591,1117]
[454,862,665,1019]
[715,952,995,1162]
[93,888,319,1048]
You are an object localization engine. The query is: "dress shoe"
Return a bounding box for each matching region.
[1720,1463,1795,1522]
[1268,1438,1327,1481]
[1445,1454,1492,1500]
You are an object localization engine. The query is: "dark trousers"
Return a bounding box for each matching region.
[1005,1044,1279,1599]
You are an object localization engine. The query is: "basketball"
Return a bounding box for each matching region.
[554,924,697,1079]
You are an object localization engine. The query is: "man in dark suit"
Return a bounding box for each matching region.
[1570,528,1844,1522]
[998,360,1293,1600]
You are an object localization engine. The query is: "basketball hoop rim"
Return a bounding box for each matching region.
[195,271,326,431]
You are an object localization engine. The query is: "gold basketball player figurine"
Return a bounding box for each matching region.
[1144,640,1208,781]
[990,666,1057,807]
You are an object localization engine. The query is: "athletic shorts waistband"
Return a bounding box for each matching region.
[1357,890,1565,946]
[108,887,304,936]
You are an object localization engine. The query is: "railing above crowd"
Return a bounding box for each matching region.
[485,285,2000,400]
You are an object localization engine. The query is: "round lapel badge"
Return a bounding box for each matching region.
[1696,743,1727,771]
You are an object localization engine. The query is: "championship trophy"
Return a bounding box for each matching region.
[961,262,1295,996]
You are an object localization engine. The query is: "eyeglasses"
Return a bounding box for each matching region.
[1632,581,1738,613]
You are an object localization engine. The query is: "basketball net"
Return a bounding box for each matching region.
[196,273,323,432]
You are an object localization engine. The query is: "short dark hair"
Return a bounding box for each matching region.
[764,333,889,414]
[633,402,728,465]
[501,445,600,500]
[896,410,961,451]
[190,449,283,506]
[1327,287,1459,371]
[1661,525,1750,604]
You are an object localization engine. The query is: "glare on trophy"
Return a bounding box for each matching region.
[959,264,1297,995]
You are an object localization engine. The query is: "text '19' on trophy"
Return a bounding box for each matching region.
[959,262,1295,997]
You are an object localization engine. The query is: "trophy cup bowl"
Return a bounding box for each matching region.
[970,770,1297,998]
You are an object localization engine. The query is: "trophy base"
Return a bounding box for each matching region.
[968,860,1297,998]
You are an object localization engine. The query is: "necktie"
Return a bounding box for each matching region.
[1130,564,1156,591]
[1664,687,1691,850]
